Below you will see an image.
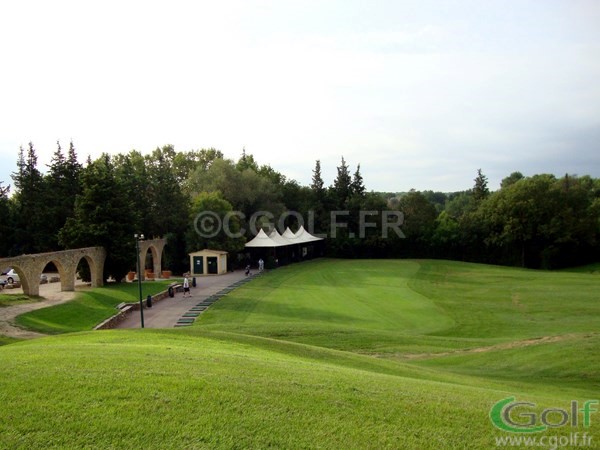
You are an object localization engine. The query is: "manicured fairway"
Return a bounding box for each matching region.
[200,259,600,358]
[0,259,598,449]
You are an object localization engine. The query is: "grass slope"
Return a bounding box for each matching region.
[0,293,36,307]
[200,260,464,354]
[410,260,600,339]
[14,280,179,334]
[0,259,598,448]
[200,259,600,356]
[198,259,599,397]
[1,329,596,449]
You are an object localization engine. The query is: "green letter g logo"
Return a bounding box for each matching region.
[490,397,547,433]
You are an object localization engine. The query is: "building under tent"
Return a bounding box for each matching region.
[244,226,324,268]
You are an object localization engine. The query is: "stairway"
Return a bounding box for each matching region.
[174,272,262,327]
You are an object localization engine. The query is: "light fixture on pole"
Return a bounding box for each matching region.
[134,233,145,328]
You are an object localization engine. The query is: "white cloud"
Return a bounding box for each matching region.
[1,0,599,193]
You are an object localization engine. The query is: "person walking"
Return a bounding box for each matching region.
[258,258,264,271]
[183,274,191,298]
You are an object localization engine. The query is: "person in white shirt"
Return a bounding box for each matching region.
[183,276,191,297]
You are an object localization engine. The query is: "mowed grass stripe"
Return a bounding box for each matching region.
[410,260,600,339]
[199,259,454,336]
[196,258,599,395]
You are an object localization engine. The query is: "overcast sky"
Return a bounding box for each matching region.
[1,0,599,193]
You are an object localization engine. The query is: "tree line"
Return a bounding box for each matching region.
[0,142,598,281]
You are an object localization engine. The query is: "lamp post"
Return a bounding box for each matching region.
[134,233,145,328]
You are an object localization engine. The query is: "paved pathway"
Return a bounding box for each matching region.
[115,270,256,329]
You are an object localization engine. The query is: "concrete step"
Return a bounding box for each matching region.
[177,318,195,323]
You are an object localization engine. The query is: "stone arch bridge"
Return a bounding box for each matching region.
[0,247,106,297]
[0,238,166,296]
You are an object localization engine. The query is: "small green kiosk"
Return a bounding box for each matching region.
[189,249,228,276]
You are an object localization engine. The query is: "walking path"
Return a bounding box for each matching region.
[1,271,261,338]
[0,281,84,339]
[115,270,258,329]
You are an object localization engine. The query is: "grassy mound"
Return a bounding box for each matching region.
[0,259,598,448]
[2,329,595,449]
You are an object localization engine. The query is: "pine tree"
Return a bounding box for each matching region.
[10,142,46,253]
[59,154,139,280]
[351,164,365,197]
[66,141,83,194]
[13,146,25,190]
[0,182,10,256]
[472,168,489,201]
[311,160,324,194]
[332,156,352,209]
[308,160,329,234]
[42,141,82,249]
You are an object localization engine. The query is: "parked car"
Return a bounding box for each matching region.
[0,269,48,285]
[1,269,20,284]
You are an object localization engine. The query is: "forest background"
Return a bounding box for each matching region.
[1,142,598,278]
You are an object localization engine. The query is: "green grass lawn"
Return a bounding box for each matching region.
[1,329,596,449]
[0,293,37,307]
[14,280,180,334]
[200,259,600,355]
[0,259,598,449]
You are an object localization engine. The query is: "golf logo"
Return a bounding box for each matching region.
[490,396,598,433]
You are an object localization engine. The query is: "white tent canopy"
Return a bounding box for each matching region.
[244,229,287,248]
[245,226,323,248]
[293,225,323,243]
[268,229,292,246]
[282,227,297,240]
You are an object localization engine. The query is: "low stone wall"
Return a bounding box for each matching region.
[94,283,182,330]
[94,305,134,329]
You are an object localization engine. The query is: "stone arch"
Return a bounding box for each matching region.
[39,258,68,291]
[137,238,166,280]
[4,263,30,296]
[76,254,100,287]
[0,247,106,297]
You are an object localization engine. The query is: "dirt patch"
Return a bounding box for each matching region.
[401,333,594,360]
[511,292,523,309]
[0,281,89,339]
